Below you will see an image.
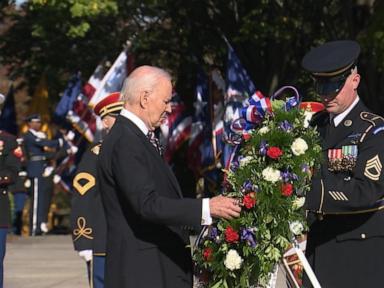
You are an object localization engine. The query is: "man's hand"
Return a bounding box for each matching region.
[209,195,241,220]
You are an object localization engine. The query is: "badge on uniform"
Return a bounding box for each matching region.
[328,145,358,172]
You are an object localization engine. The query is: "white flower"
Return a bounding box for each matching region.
[239,156,253,167]
[303,111,314,128]
[258,126,270,135]
[224,249,243,271]
[291,138,308,156]
[292,197,305,210]
[289,221,304,235]
[262,167,281,183]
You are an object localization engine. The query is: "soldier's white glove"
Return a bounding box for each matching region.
[67,145,78,155]
[43,166,54,177]
[35,131,47,139]
[53,174,61,184]
[78,250,92,262]
[66,130,75,141]
[24,179,31,188]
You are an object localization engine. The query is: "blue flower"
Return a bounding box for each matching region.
[279,120,293,132]
[241,228,257,248]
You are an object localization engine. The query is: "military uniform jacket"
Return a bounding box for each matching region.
[71,142,107,254]
[0,131,20,227]
[304,100,384,288]
[23,130,62,177]
[98,115,202,288]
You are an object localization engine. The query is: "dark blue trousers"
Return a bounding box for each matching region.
[0,228,7,288]
[92,255,105,288]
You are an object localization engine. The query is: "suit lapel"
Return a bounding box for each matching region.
[118,116,183,198]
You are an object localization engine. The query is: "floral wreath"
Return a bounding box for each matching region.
[193,86,323,288]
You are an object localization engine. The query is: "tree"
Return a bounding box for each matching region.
[1,0,383,114]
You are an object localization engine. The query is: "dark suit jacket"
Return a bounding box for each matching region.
[98,115,202,288]
[304,100,384,287]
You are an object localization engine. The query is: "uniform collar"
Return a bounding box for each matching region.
[332,96,359,127]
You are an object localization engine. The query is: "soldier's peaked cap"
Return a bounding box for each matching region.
[301,40,360,77]
[93,92,123,118]
[25,113,41,122]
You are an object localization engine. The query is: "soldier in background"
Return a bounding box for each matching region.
[9,137,28,235]
[71,92,123,288]
[22,114,74,236]
[0,130,20,288]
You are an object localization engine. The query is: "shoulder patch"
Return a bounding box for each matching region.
[73,172,95,195]
[360,112,384,127]
[91,144,101,155]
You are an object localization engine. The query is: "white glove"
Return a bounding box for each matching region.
[42,166,54,177]
[53,174,61,184]
[78,250,93,262]
[24,179,31,188]
[35,131,47,139]
[66,130,75,141]
[69,145,78,154]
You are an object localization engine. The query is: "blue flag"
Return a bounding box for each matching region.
[0,85,18,135]
[54,73,82,121]
[223,44,256,170]
[226,44,256,97]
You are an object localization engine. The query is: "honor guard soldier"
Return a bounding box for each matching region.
[71,92,123,288]
[0,130,20,288]
[302,40,384,288]
[23,114,65,236]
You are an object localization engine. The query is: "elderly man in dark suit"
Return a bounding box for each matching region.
[98,65,241,288]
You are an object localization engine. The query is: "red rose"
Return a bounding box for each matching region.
[203,247,213,261]
[224,226,239,243]
[281,183,294,197]
[243,133,251,141]
[267,146,283,159]
[243,192,257,209]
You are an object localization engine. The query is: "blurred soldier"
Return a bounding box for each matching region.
[22,114,65,236]
[9,137,28,235]
[0,130,20,288]
[302,40,384,287]
[71,92,123,288]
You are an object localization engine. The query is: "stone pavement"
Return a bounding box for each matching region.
[4,235,88,288]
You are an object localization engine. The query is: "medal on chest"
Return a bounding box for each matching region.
[328,145,358,172]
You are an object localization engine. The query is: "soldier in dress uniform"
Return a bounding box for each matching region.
[22,114,66,236]
[9,137,28,235]
[0,130,20,288]
[71,92,123,288]
[301,40,384,288]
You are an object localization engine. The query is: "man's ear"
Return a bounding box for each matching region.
[351,73,360,90]
[139,90,150,109]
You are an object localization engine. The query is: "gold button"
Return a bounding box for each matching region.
[4,176,7,180]
[2,190,6,195]
[361,233,366,239]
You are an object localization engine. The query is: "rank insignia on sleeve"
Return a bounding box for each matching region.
[364,155,382,181]
[73,172,96,195]
[328,145,358,172]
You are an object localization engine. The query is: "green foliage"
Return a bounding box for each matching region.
[193,100,322,287]
[1,1,384,112]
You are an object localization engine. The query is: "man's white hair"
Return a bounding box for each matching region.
[120,65,171,104]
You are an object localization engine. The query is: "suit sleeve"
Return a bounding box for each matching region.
[306,130,384,213]
[112,137,202,227]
